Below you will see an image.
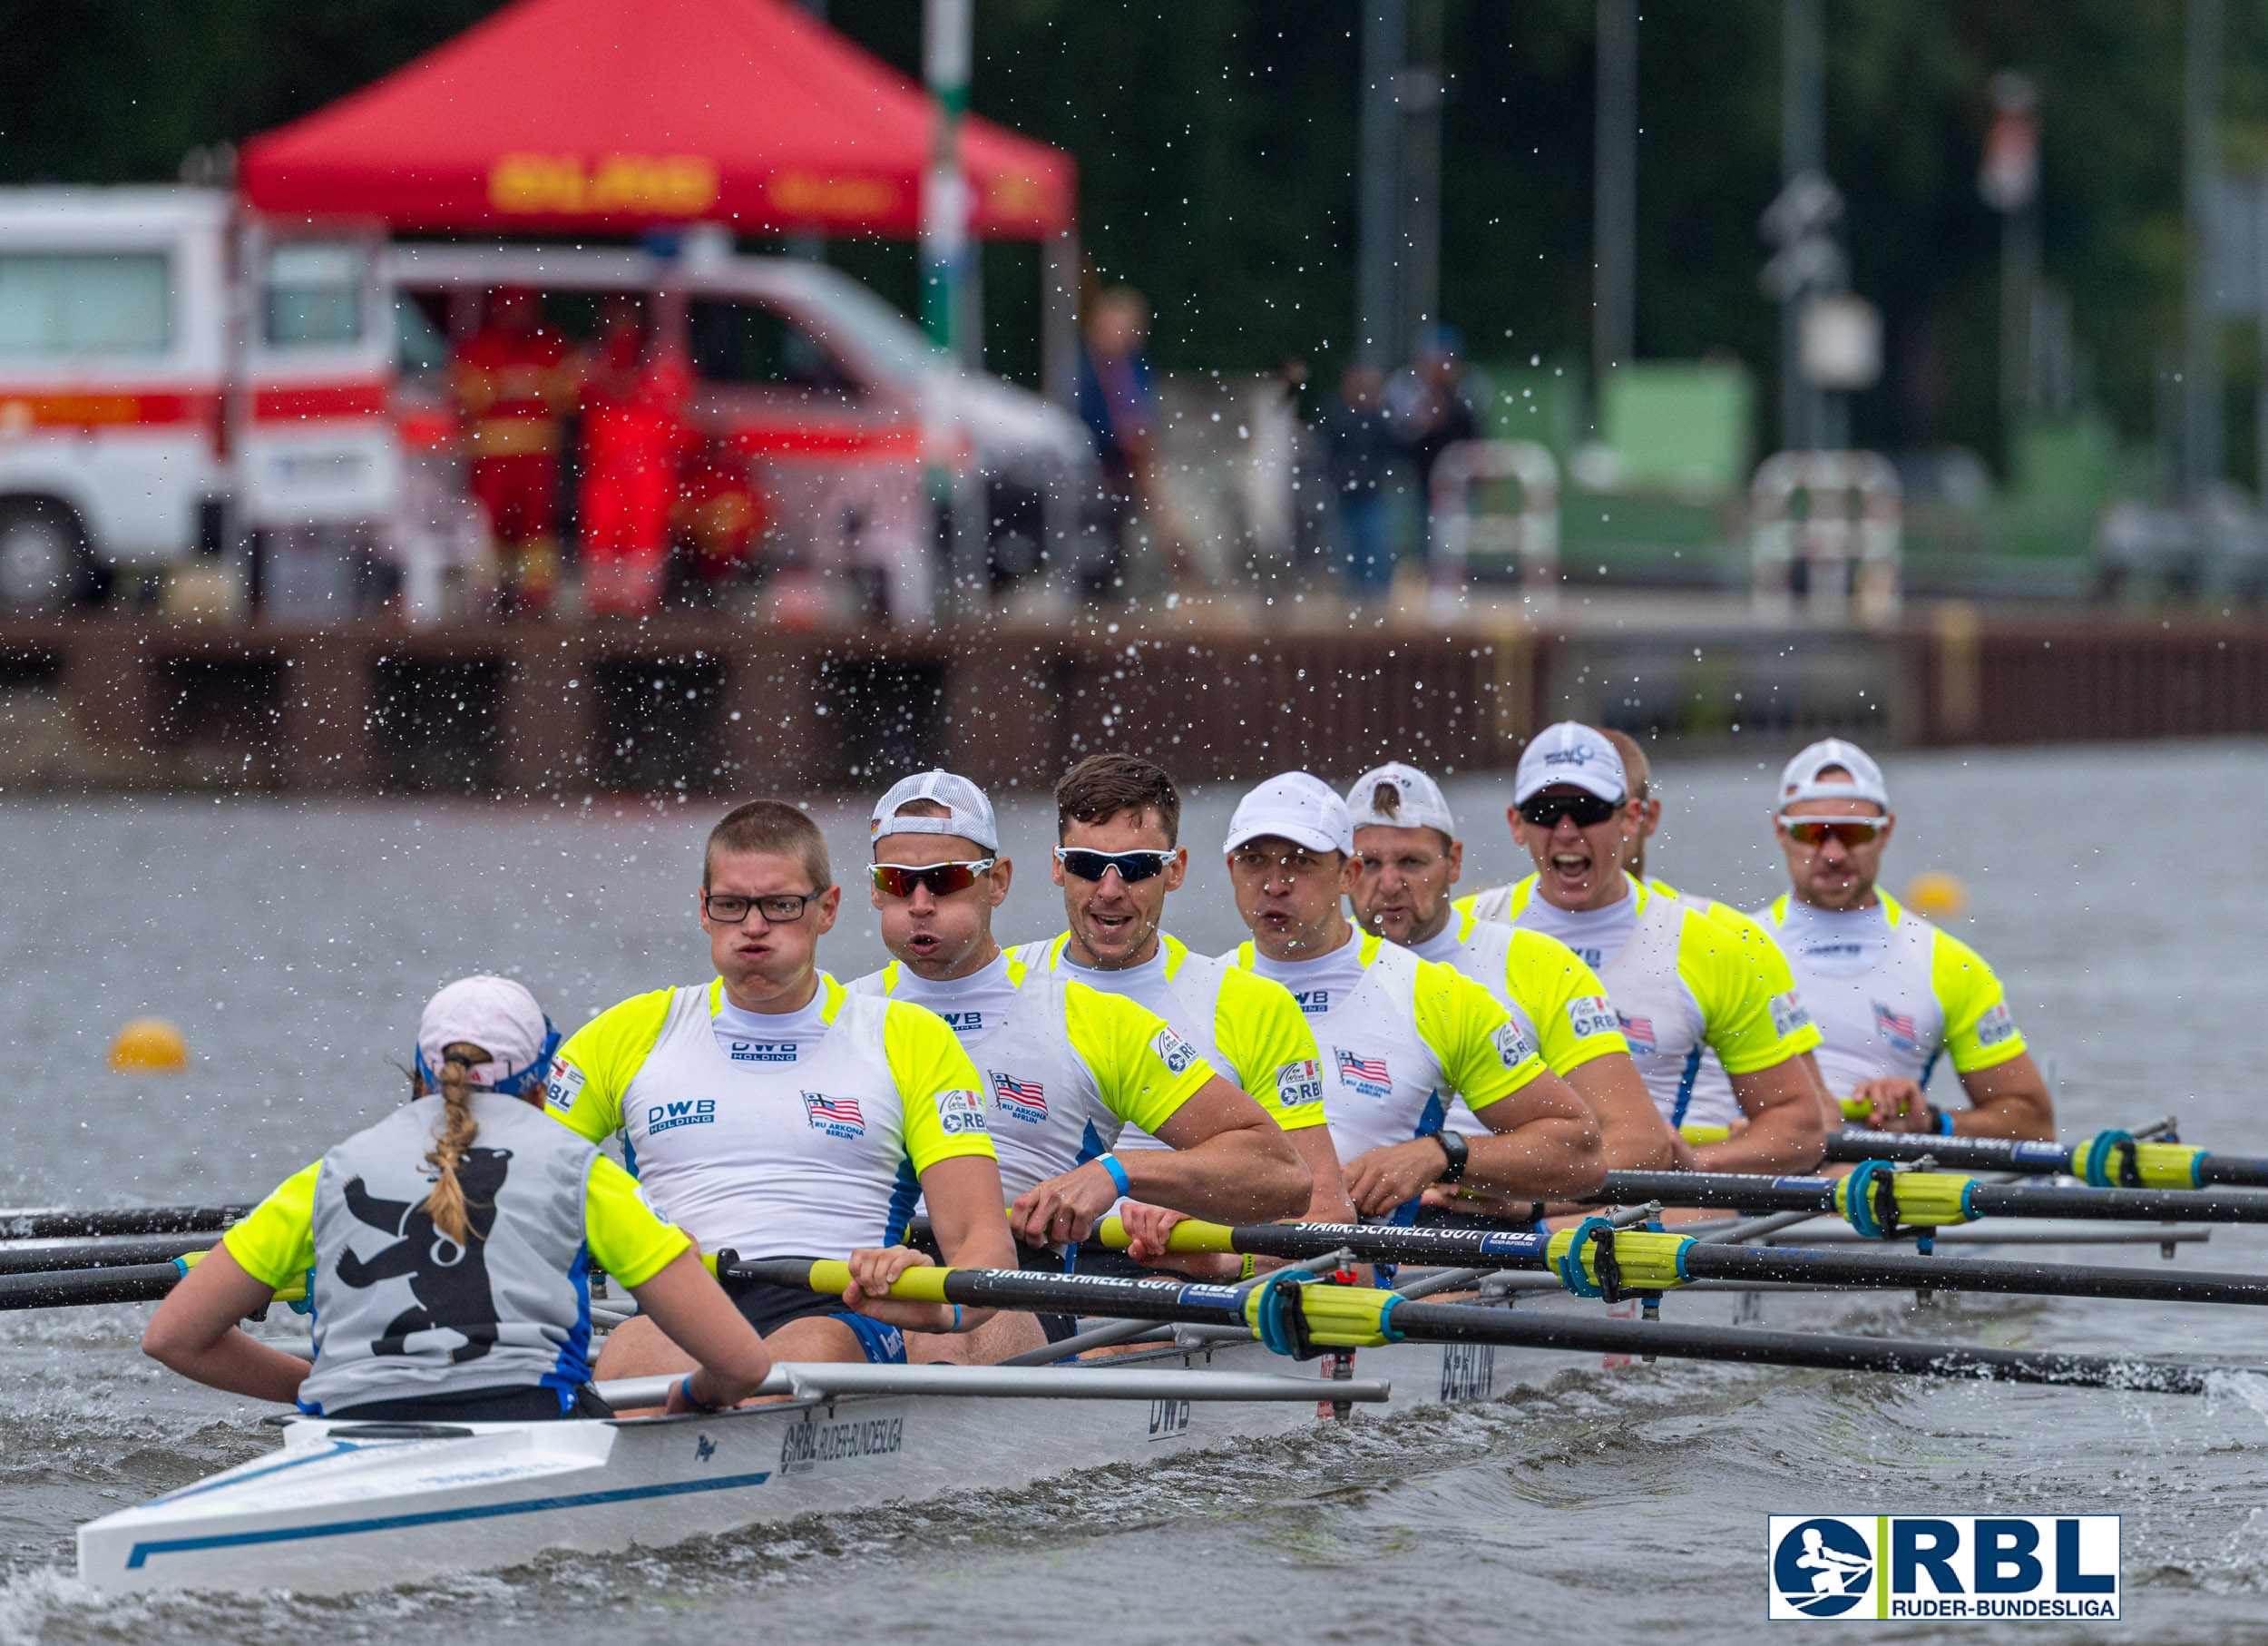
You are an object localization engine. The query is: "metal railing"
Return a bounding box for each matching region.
[1427,438,1560,618]
[1750,448,1901,626]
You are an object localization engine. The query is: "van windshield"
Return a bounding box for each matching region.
[0,253,171,358]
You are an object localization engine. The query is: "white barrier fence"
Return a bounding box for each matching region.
[1427,438,1560,617]
[1751,449,1902,626]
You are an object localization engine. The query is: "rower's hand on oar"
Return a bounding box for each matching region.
[1117,1200,1188,1262]
[1009,1161,1122,1249]
[1345,1138,1454,1220]
[840,1246,954,1334]
[1853,1077,1931,1133]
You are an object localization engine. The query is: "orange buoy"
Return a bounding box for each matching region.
[1903,870,1969,921]
[109,1017,191,1074]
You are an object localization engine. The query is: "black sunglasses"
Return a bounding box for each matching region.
[1518,792,1624,829]
[1054,847,1174,884]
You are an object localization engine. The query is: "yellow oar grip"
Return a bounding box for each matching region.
[1679,1123,1731,1145]
[804,1259,950,1303]
[1093,1215,1237,1254]
[175,1248,306,1305]
[1841,1095,1872,1120]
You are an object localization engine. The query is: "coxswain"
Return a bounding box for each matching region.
[142,977,769,1422]
[1341,760,1678,1172]
[1007,753,1357,1230]
[848,770,1311,1356]
[550,801,1020,1376]
[1753,739,2053,1140]
[1454,722,1827,1172]
[453,287,573,613]
[1217,771,1602,1220]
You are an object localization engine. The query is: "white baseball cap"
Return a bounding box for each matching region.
[1512,721,1627,805]
[416,975,558,1098]
[1779,738,1890,812]
[1344,761,1456,838]
[1224,771,1354,856]
[870,769,999,853]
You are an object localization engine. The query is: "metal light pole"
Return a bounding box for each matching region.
[1398,0,1444,360]
[1356,0,1406,368]
[1980,73,2040,433]
[1779,0,1825,452]
[1592,0,1637,399]
[924,0,984,616]
[2185,0,2224,502]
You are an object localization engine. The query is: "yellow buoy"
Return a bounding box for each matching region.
[109,1017,190,1074]
[1903,870,1969,921]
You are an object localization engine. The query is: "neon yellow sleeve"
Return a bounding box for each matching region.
[220,1161,321,1289]
[881,999,999,1171]
[582,1152,692,1287]
[1209,968,1331,1132]
[543,987,676,1142]
[1503,927,1628,1075]
[1678,906,1822,1074]
[1061,982,1214,1134]
[1410,955,1546,1114]
[1932,929,2028,1073]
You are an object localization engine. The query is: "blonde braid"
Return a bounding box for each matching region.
[418,1056,484,1246]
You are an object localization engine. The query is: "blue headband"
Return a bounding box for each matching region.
[415,1021,562,1099]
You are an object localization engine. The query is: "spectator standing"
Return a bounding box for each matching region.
[576,297,691,616]
[1075,287,1193,602]
[453,288,574,614]
[1318,364,1400,602]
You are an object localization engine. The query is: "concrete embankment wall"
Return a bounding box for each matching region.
[0,611,2260,795]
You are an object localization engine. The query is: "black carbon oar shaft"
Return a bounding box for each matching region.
[0,1205,253,1241]
[1597,1170,2268,1224]
[1821,1130,2268,1191]
[0,1237,217,1277]
[0,1262,184,1310]
[724,1258,1256,1330]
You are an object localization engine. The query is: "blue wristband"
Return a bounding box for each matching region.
[1937,1107,1956,1136]
[1098,1152,1131,1197]
[677,1374,721,1414]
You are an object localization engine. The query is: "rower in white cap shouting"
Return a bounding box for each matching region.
[1341,759,1679,1172]
[1751,739,2052,1141]
[1456,721,1829,1173]
[1212,769,1603,1220]
[848,769,1312,1359]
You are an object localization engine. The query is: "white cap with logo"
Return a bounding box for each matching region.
[416,975,558,1098]
[1779,738,1890,812]
[1344,761,1456,838]
[1224,771,1354,856]
[870,769,999,853]
[1512,721,1628,805]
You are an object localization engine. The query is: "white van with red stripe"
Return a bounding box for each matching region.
[0,187,396,610]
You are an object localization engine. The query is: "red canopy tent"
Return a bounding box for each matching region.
[239,0,1074,240]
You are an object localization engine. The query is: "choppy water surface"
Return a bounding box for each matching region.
[1,741,2266,1642]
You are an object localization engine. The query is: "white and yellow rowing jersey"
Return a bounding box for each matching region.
[1407,913,1629,1141]
[1753,891,2026,1098]
[1229,931,1547,1164]
[1456,874,1821,1130]
[543,975,996,1259]
[1007,932,1333,1151]
[846,955,1217,1199]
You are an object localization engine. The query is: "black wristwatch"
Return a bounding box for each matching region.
[1433,1130,1469,1184]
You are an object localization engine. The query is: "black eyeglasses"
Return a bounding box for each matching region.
[703,889,824,924]
[869,859,996,898]
[1054,847,1175,884]
[1518,792,1624,829]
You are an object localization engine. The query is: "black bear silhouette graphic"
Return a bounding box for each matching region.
[336,1147,513,1362]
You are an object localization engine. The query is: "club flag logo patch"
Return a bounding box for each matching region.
[1491,1020,1538,1070]
[991,1072,1049,1123]
[1274,1058,1325,1108]
[937,1087,988,1135]
[802,1092,866,1139]
[1149,1027,1201,1076]
[543,1059,585,1114]
[1567,994,1618,1040]
[1974,1001,2017,1048]
[1617,1012,1658,1055]
[1769,989,1813,1040]
[1335,1048,1393,1099]
[1872,1001,1921,1054]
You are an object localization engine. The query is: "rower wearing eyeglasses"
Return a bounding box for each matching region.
[1454,722,1828,1173]
[547,800,1020,1379]
[1006,752,1357,1231]
[1753,739,2053,1141]
[846,771,1311,1359]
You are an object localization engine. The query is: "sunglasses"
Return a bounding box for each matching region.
[1517,792,1624,829]
[1780,816,1888,847]
[1053,847,1175,884]
[868,858,996,898]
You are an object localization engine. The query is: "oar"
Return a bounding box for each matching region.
[1595,1167,2268,1235]
[1083,1215,2268,1309]
[0,1236,216,1277]
[1821,1129,2268,1191]
[0,1250,301,1312]
[718,1256,2255,1397]
[0,1205,252,1241]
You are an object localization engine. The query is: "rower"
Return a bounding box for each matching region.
[1454,721,1828,1172]
[1342,759,1678,1172]
[1006,751,1358,1230]
[550,800,1022,1377]
[142,977,770,1422]
[1219,770,1602,1220]
[1755,738,2054,1141]
[847,770,1310,1356]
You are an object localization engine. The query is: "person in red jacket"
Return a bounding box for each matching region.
[453,288,573,613]
[577,297,690,616]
